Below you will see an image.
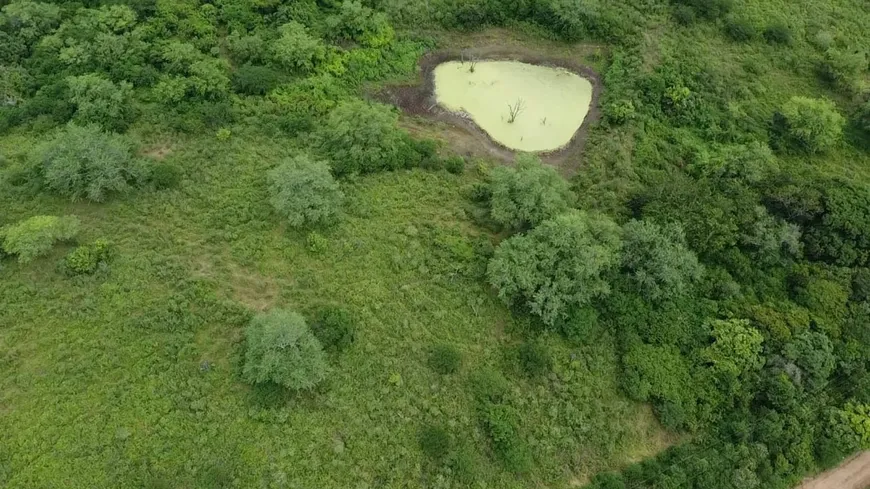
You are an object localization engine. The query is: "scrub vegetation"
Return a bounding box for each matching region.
[0,0,869,488]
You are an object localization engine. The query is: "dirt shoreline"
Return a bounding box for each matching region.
[797,451,870,489]
[378,46,603,175]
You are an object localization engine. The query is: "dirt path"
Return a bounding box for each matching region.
[797,452,870,489]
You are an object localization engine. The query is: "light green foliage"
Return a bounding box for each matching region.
[777,96,845,154]
[66,73,134,131]
[29,124,145,202]
[241,309,328,390]
[267,154,343,227]
[62,238,113,275]
[844,403,870,448]
[488,153,574,230]
[315,100,405,176]
[0,65,28,105]
[188,58,231,98]
[1,215,79,263]
[487,210,621,325]
[690,142,777,185]
[621,343,695,428]
[819,48,868,93]
[0,1,62,45]
[328,0,395,48]
[272,21,325,73]
[702,319,764,381]
[620,219,702,301]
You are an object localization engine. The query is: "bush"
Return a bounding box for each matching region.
[488,153,575,230]
[818,48,868,92]
[443,155,465,175]
[672,5,696,26]
[149,162,181,190]
[232,64,283,95]
[724,18,755,42]
[480,403,532,473]
[518,341,552,377]
[66,74,135,132]
[428,344,462,374]
[310,306,355,352]
[271,21,326,73]
[62,238,113,275]
[620,220,703,301]
[772,96,845,154]
[315,100,406,176]
[763,24,792,45]
[487,210,621,325]
[1,215,80,264]
[418,424,451,461]
[241,309,328,390]
[469,367,510,404]
[267,154,344,227]
[29,123,146,202]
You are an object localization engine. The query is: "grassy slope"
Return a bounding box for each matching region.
[0,129,671,487]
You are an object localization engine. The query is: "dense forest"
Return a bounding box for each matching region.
[0,0,869,487]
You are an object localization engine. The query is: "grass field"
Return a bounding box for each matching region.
[0,128,673,487]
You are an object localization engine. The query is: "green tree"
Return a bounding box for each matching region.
[622,343,695,428]
[487,210,621,325]
[0,215,80,263]
[784,331,835,393]
[271,21,325,73]
[689,142,777,186]
[620,219,702,301]
[188,58,231,99]
[29,124,146,202]
[774,96,845,154]
[315,100,405,176]
[267,154,343,227]
[66,73,134,131]
[488,153,574,230]
[327,0,395,48]
[242,309,328,390]
[702,319,764,385]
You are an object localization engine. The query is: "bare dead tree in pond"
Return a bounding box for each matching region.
[468,57,478,73]
[507,98,525,123]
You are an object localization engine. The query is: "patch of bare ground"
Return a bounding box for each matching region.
[377,32,606,177]
[797,452,870,489]
[140,144,172,160]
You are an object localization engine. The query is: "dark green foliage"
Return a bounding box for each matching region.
[428,344,461,374]
[672,5,695,26]
[783,331,835,393]
[242,309,328,390]
[672,0,731,20]
[724,18,755,42]
[468,367,510,404]
[418,424,451,461]
[480,402,532,473]
[763,24,792,45]
[488,211,621,325]
[310,306,356,353]
[268,75,346,133]
[1,215,80,264]
[622,343,696,429]
[620,220,702,302]
[488,153,574,230]
[315,100,406,176]
[518,340,551,377]
[62,238,113,276]
[28,124,146,202]
[267,154,344,227]
[443,155,465,174]
[149,162,181,190]
[231,64,283,95]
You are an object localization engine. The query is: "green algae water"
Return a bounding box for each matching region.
[433,60,593,152]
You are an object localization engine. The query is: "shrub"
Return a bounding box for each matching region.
[149,162,181,190]
[859,97,870,136]
[29,123,146,202]
[488,153,575,230]
[480,403,532,473]
[443,155,465,175]
[66,74,135,132]
[267,154,344,227]
[327,0,395,48]
[1,215,80,264]
[818,48,868,92]
[672,5,696,26]
[271,21,326,73]
[306,231,328,253]
[518,341,552,377]
[469,367,510,404]
[232,64,283,95]
[310,305,355,352]
[487,210,621,325]
[763,24,792,45]
[772,96,845,154]
[620,220,703,301]
[428,344,462,374]
[418,424,451,461]
[241,309,328,390]
[724,18,755,42]
[62,238,113,275]
[315,100,406,176]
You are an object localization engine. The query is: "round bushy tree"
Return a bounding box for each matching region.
[268,154,344,227]
[620,219,703,301]
[66,73,134,131]
[0,215,80,263]
[271,21,325,73]
[487,210,621,325]
[488,153,574,231]
[775,96,845,154]
[29,123,146,202]
[315,100,405,176]
[242,309,328,390]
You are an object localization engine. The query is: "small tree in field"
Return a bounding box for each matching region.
[29,123,146,202]
[315,100,405,176]
[268,154,344,227]
[66,73,134,131]
[773,96,845,154]
[488,153,574,231]
[242,309,328,390]
[1,215,80,263]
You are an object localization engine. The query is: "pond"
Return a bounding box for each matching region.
[433,60,593,152]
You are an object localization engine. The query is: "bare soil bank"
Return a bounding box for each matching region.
[797,452,870,489]
[378,45,603,175]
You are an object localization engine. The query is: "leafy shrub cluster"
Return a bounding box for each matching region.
[62,238,113,276]
[0,215,80,264]
[428,344,462,374]
[268,154,344,228]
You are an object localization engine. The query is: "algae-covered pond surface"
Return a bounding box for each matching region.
[433,60,593,152]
